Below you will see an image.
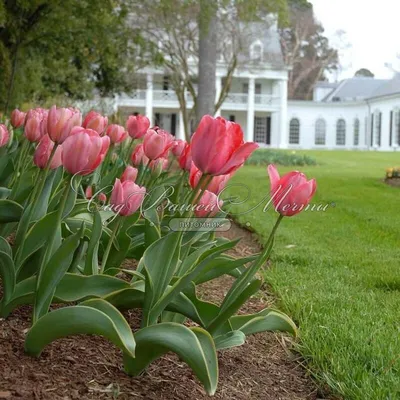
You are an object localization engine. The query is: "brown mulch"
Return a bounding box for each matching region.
[0,223,328,400]
[384,177,400,187]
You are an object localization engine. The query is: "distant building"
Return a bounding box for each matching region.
[109,18,400,151]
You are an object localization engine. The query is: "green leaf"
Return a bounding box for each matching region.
[0,236,12,257]
[123,323,218,396]
[34,224,84,320]
[0,187,11,199]
[25,299,135,358]
[230,309,297,336]
[83,209,102,275]
[0,251,15,305]
[214,331,246,350]
[0,199,23,223]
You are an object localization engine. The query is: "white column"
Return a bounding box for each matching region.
[279,79,288,148]
[178,111,185,140]
[246,77,255,142]
[215,76,222,117]
[145,73,153,125]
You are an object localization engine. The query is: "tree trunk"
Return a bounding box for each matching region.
[196,0,217,128]
[4,45,19,114]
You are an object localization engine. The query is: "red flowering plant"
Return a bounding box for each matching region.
[0,110,316,396]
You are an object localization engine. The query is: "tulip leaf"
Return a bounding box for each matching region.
[0,187,11,199]
[25,299,135,358]
[83,209,102,275]
[229,309,297,337]
[0,251,15,305]
[214,331,246,350]
[34,224,84,320]
[0,199,23,223]
[0,236,12,257]
[123,323,218,396]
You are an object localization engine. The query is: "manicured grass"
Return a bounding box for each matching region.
[227,150,400,400]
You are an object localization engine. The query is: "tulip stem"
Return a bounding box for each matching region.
[100,216,122,274]
[10,139,30,188]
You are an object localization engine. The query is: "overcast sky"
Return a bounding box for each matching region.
[309,0,400,81]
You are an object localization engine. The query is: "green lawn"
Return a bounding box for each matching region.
[227,150,400,400]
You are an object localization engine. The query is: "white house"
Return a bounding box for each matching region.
[110,18,400,151]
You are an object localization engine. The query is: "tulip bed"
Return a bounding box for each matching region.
[0,109,316,395]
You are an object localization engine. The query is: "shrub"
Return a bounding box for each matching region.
[246,149,317,167]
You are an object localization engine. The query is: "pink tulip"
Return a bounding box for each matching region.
[110,178,146,216]
[62,127,110,175]
[267,164,317,217]
[178,143,192,171]
[171,139,186,157]
[82,110,108,135]
[131,143,149,166]
[0,124,10,148]
[121,166,138,183]
[106,124,128,144]
[24,108,48,142]
[11,109,26,128]
[33,135,63,170]
[98,193,107,202]
[191,115,258,176]
[189,163,232,195]
[126,114,150,139]
[149,157,169,171]
[194,190,223,218]
[85,186,93,199]
[47,105,82,144]
[143,129,174,160]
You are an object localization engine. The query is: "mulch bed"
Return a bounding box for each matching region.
[384,178,400,187]
[0,223,329,400]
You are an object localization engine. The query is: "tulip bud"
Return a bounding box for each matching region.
[106,124,128,144]
[121,166,138,183]
[85,186,93,199]
[191,115,258,176]
[126,114,150,139]
[178,143,192,171]
[267,164,316,217]
[82,110,108,135]
[143,129,174,160]
[171,139,186,157]
[149,158,168,178]
[33,134,63,170]
[110,178,146,216]
[11,109,27,128]
[98,192,107,203]
[194,190,223,218]
[131,144,149,166]
[62,127,110,175]
[0,124,10,148]
[47,105,82,144]
[24,108,48,143]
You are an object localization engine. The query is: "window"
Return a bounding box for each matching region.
[229,115,235,122]
[353,118,360,146]
[336,119,346,145]
[374,111,382,147]
[395,110,400,146]
[315,119,326,145]
[250,40,263,61]
[163,75,169,91]
[255,83,262,95]
[289,118,300,145]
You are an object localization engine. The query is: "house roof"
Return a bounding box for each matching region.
[319,76,400,102]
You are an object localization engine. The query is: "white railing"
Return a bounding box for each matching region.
[225,93,248,104]
[153,90,178,102]
[255,94,278,106]
[130,90,146,100]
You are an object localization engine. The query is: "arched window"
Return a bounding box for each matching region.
[374,111,382,147]
[395,109,400,146]
[353,118,360,146]
[250,40,263,61]
[289,118,300,145]
[315,119,326,145]
[336,119,346,145]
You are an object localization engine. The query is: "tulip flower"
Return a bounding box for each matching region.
[194,190,223,218]
[62,127,110,176]
[149,157,169,171]
[131,143,149,166]
[143,129,174,160]
[171,139,186,157]
[126,114,150,139]
[85,186,93,199]
[110,178,146,216]
[33,134,63,170]
[98,193,107,203]
[0,124,9,147]
[267,164,316,217]
[106,124,128,144]
[24,108,48,142]
[82,110,108,135]
[191,115,258,176]
[189,163,232,195]
[11,109,26,128]
[47,105,82,144]
[178,143,192,171]
[121,166,138,183]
